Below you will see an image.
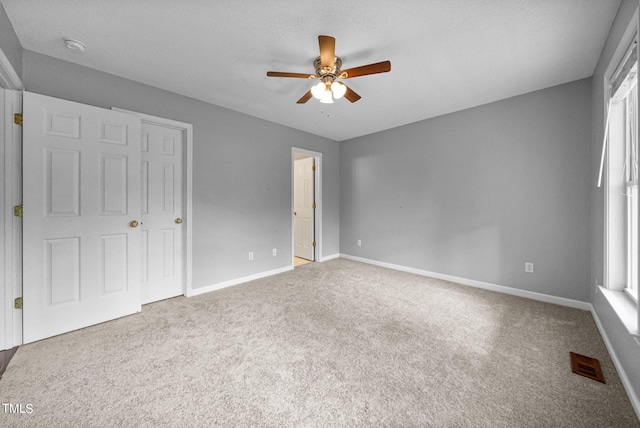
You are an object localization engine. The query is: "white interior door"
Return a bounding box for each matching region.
[23,92,142,343]
[294,157,315,261]
[140,121,183,304]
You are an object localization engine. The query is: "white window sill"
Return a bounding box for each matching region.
[599,286,640,343]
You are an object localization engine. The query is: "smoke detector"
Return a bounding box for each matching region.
[64,38,86,52]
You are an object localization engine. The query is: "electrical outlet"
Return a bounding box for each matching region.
[357,240,362,247]
[249,252,254,261]
[525,262,534,273]
[272,248,277,256]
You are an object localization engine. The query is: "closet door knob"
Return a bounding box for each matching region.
[175,218,182,224]
[129,220,139,228]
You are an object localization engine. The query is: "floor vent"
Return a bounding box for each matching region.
[570,352,606,383]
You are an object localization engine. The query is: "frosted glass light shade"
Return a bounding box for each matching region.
[311,82,325,99]
[331,82,347,99]
[320,89,333,104]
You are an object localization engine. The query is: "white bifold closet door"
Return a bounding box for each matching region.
[22,91,142,343]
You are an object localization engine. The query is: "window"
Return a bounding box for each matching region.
[605,34,638,302]
[624,83,638,301]
[624,82,638,301]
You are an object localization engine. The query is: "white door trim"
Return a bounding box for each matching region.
[1,88,6,349]
[291,147,323,265]
[0,44,23,348]
[2,89,22,349]
[0,48,23,91]
[112,108,193,296]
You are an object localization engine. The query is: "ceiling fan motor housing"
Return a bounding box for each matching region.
[314,56,342,84]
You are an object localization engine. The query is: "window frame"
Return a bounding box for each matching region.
[600,15,640,340]
[604,29,639,298]
[624,83,639,303]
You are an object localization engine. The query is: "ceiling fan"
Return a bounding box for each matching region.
[266,35,391,104]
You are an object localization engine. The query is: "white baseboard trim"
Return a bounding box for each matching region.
[339,254,591,311]
[320,253,340,262]
[187,265,293,297]
[188,254,339,297]
[591,307,640,420]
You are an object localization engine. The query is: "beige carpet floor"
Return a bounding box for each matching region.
[0,258,638,427]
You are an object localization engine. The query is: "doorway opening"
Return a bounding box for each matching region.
[292,148,322,267]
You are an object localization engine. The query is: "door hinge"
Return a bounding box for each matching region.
[312,165,316,171]
[13,205,22,217]
[312,241,316,247]
[14,113,22,126]
[312,203,316,209]
[14,297,23,309]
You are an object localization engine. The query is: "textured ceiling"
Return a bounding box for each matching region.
[2,0,621,141]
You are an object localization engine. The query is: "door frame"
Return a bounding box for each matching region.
[291,147,322,265]
[0,46,23,349]
[113,108,193,297]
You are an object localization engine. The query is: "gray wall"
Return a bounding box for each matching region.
[0,2,21,80]
[22,50,340,290]
[590,0,640,406]
[340,78,592,302]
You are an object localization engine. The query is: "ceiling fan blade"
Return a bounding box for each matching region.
[267,71,314,78]
[341,61,391,78]
[343,85,361,103]
[319,35,336,69]
[296,90,313,104]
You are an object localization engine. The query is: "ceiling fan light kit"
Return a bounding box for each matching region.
[266,35,391,104]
